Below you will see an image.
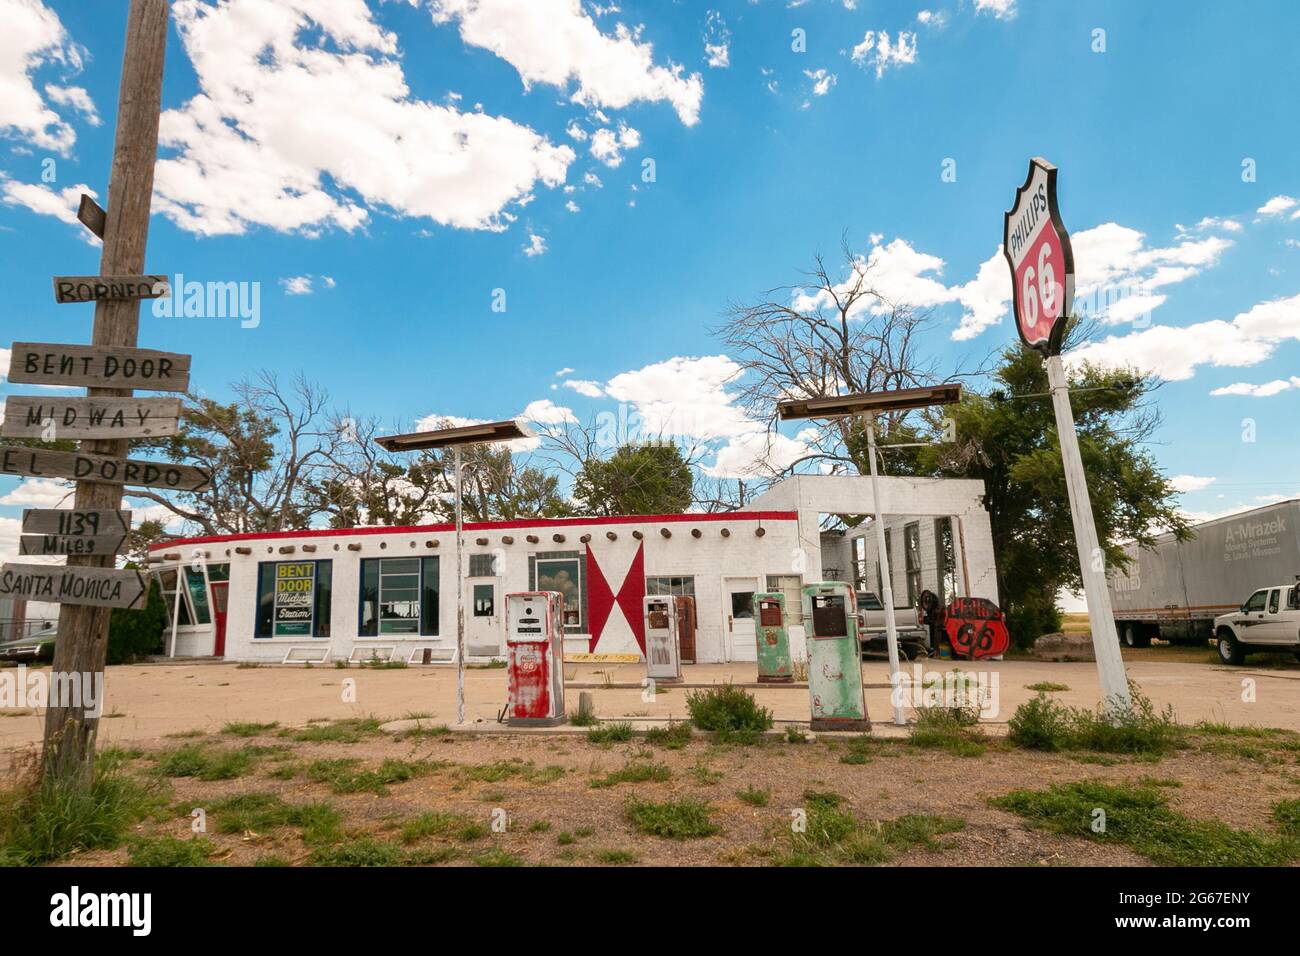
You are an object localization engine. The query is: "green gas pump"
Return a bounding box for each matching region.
[753,592,794,683]
[802,582,870,731]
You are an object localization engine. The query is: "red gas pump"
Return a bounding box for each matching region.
[505,591,566,726]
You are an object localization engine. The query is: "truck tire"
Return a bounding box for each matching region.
[1122,623,1150,649]
[1216,630,1246,666]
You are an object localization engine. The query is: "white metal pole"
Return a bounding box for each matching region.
[865,413,906,726]
[1045,354,1132,715]
[168,564,182,658]
[454,444,466,726]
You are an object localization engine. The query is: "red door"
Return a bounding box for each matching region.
[211,581,229,657]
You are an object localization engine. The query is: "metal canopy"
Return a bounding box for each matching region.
[777,383,962,421]
[376,418,535,451]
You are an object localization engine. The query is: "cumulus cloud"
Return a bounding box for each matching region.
[974,0,1017,18]
[1256,195,1297,218]
[802,68,836,98]
[562,379,605,398]
[522,398,576,424]
[153,0,575,237]
[0,0,91,154]
[0,176,97,234]
[428,0,703,125]
[849,30,918,78]
[523,233,547,256]
[704,10,730,68]
[1169,475,1216,493]
[1210,376,1300,398]
[589,123,640,166]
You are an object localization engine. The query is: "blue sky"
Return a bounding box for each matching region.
[1,0,1299,555]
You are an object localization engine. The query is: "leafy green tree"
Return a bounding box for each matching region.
[107,574,167,665]
[573,442,694,516]
[917,335,1189,646]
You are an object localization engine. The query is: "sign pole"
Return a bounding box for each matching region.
[454,444,466,726]
[42,0,169,786]
[1045,355,1132,713]
[864,413,906,725]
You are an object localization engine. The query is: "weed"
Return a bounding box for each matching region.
[587,722,635,744]
[686,684,773,736]
[221,721,279,738]
[644,722,692,749]
[595,848,638,864]
[127,835,217,867]
[288,717,385,744]
[590,761,672,789]
[737,785,771,807]
[625,797,719,839]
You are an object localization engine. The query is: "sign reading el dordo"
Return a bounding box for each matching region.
[1003,157,1075,355]
[0,445,211,493]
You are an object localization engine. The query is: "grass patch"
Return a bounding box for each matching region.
[590,761,672,789]
[397,723,452,741]
[991,780,1299,866]
[208,792,341,844]
[287,716,385,743]
[458,759,564,785]
[127,835,217,867]
[909,708,986,757]
[305,757,441,795]
[400,811,472,843]
[737,785,771,807]
[644,722,692,749]
[625,797,719,839]
[1008,686,1186,756]
[586,722,634,744]
[594,848,638,865]
[153,744,266,781]
[778,795,965,866]
[1026,682,1070,693]
[221,721,279,738]
[474,847,524,866]
[686,684,773,739]
[309,838,407,867]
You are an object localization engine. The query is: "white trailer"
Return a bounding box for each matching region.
[1107,499,1300,647]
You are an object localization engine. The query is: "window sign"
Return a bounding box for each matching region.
[273,562,316,636]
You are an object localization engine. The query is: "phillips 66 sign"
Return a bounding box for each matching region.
[1003,157,1075,355]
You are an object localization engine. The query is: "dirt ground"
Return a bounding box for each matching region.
[1,650,1298,754]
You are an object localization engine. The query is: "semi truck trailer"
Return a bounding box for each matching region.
[1107,498,1300,648]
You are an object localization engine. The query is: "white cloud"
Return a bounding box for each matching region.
[916,10,947,28]
[974,0,1017,19]
[1170,474,1216,493]
[565,120,588,141]
[153,0,575,237]
[280,275,314,295]
[583,171,604,188]
[1210,376,1300,397]
[0,0,91,154]
[589,123,640,166]
[1068,293,1300,382]
[522,398,576,424]
[849,30,918,78]
[554,367,575,376]
[803,68,836,97]
[565,199,580,213]
[0,477,73,507]
[0,176,96,231]
[429,0,703,125]
[1256,195,1297,217]
[704,10,730,69]
[562,378,605,398]
[523,233,547,256]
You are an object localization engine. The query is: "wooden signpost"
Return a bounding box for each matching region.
[20,534,128,557]
[52,275,169,304]
[22,508,131,537]
[0,563,148,610]
[0,445,210,493]
[1,396,181,439]
[8,342,190,391]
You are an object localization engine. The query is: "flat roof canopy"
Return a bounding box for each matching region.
[777,383,962,420]
[376,418,535,451]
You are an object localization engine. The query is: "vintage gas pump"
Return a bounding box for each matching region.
[802,582,870,731]
[504,591,566,726]
[676,595,697,664]
[753,592,793,683]
[643,595,683,683]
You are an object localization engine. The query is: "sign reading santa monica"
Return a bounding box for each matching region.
[1003,157,1075,355]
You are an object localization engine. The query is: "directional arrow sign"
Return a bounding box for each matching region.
[0,563,148,610]
[8,342,191,392]
[20,533,127,557]
[22,508,130,537]
[0,396,182,439]
[0,445,211,493]
[78,194,106,240]
[52,275,170,304]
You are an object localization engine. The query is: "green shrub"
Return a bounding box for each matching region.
[586,722,634,744]
[685,684,773,736]
[644,722,692,749]
[1008,694,1071,751]
[1007,685,1186,756]
[625,797,719,839]
[107,575,166,664]
[909,708,986,757]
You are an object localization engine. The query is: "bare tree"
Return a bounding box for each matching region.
[714,237,946,477]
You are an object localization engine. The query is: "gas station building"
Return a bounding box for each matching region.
[146,475,996,666]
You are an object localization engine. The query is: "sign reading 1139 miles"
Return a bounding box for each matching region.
[1003,157,1075,356]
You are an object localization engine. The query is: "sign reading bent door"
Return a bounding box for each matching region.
[8,342,191,391]
[273,562,316,636]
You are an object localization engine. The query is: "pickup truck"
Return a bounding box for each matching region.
[1213,582,1300,665]
[855,591,931,657]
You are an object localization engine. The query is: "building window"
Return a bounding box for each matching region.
[472,583,495,617]
[184,567,211,625]
[852,538,868,593]
[645,576,695,598]
[904,522,922,607]
[935,518,957,605]
[158,568,193,626]
[530,552,585,631]
[765,574,804,626]
[468,553,497,577]
[256,560,332,638]
[360,557,439,637]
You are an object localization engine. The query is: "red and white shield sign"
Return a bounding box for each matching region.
[1003,158,1075,355]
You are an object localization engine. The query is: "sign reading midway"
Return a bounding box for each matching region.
[0,396,181,439]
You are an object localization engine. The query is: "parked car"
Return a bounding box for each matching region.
[0,626,57,662]
[1212,582,1300,665]
[855,591,930,657]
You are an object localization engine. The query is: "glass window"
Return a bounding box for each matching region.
[360,557,435,636]
[852,538,868,592]
[468,553,497,577]
[730,591,755,619]
[766,575,804,626]
[420,557,440,635]
[1244,590,1268,612]
[935,518,957,605]
[1268,589,1280,614]
[207,563,231,583]
[536,555,583,630]
[473,584,495,617]
[158,568,193,626]
[904,522,922,607]
[646,576,695,597]
[184,567,211,625]
[255,561,331,638]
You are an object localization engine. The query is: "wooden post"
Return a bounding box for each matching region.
[42,0,169,787]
